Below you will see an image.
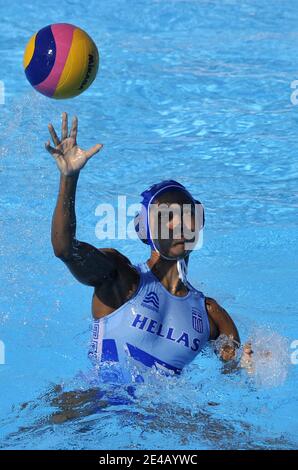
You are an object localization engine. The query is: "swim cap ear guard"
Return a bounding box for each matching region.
[134,180,205,285]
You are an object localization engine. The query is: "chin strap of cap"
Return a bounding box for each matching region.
[177,258,188,286]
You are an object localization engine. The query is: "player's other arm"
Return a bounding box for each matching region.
[206,297,240,361]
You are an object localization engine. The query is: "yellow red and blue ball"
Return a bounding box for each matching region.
[23,23,99,99]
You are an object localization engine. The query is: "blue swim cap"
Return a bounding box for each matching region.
[134,179,205,252]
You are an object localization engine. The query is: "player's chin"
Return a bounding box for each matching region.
[169,241,195,259]
[169,241,186,257]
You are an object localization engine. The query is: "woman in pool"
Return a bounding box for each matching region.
[46,112,251,381]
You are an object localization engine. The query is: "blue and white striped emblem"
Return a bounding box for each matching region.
[141,291,159,312]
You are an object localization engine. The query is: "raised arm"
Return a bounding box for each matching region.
[46,112,120,287]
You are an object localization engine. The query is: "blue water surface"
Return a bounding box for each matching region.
[0,0,298,450]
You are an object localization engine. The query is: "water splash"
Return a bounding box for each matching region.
[245,327,290,388]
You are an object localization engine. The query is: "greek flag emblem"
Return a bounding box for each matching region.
[192,308,203,333]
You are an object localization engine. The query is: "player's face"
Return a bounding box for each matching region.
[149,190,199,259]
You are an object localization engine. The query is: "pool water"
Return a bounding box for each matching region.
[0,0,298,450]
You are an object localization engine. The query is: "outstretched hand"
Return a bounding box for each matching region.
[45,112,103,176]
[240,342,254,374]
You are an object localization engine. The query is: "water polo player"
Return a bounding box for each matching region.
[46,112,247,381]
